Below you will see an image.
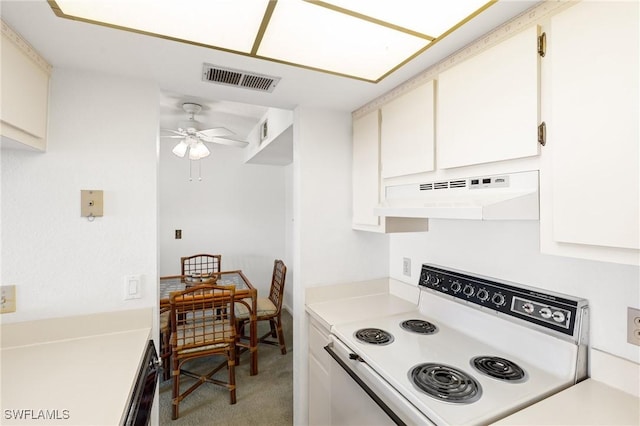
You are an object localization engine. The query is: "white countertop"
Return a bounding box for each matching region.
[493,379,640,425]
[306,277,419,330]
[1,309,152,426]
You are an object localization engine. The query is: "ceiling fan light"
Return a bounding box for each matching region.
[188,141,210,160]
[172,140,188,157]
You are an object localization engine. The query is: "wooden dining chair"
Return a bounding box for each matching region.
[170,284,237,420]
[159,304,171,381]
[181,254,221,276]
[236,259,287,355]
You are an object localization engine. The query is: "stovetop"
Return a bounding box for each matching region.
[332,311,576,425]
[330,264,589,425]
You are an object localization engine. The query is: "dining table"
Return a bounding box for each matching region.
[159,270,259,376]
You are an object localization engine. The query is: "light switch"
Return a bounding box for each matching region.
[124,275,142,300]
[81,190,104,218]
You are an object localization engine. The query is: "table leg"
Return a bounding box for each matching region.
[250,289,258,375]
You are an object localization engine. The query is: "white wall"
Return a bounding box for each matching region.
[245,107,294,163]
[291,106,389,425]
[284,163,294,312]
[1,68,159,322]
[389,220,640,364]
[158,141,287,298]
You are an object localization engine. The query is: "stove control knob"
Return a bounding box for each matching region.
[349,353,364,362]
[552,311,566,323]
[540,307,552,319]
[463,285,475,296]
[451,281,462,293]
[491,293,506,306]
[477,288,489,301]
[426,274,440,286]
[522,303,535,314]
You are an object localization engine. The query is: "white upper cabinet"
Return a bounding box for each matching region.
[380,80,435,178]
[1,21,51,151]
[437,25,541,169]
[540,1,639,265]
[352,109,429,233]
[352,109,382,228]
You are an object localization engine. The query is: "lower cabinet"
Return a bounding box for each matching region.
[308,318,331,426]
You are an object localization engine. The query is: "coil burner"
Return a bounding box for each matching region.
[400,319,438,335]
[354,328,394,345]
[471,356,527,383]
[409,363,482,404]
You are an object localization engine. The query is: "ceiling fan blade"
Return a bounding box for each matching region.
[211,136,249,148]
[161,135,185,139]
[160,128,186,136]
[198,127,235,138]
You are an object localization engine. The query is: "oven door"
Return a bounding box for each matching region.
[324,336,433,426]
[122,340,159,426]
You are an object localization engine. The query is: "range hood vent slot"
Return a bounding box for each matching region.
[434,181,448,190]
[420,183,433,191]
[202,63,281,93]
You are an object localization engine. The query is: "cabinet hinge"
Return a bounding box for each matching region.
[538,122,546,146]
[537,32,546,57]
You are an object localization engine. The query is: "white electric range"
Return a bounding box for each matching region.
[326,264,589,425]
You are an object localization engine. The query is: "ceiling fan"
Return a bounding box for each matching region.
[161,102,249,160]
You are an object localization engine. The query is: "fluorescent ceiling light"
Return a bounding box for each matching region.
[50,0,496,82]
[258,1,429,81]
[52,0,268,52]
[321,0,491,37]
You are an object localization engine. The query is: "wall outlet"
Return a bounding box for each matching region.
[627,307,640,346]
[1,285,17,314]
[403,258,411,277]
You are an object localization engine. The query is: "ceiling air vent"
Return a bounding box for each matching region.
[202,63,281,93]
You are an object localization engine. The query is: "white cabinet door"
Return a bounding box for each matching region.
[540,1,639,265]
[308,319,331,426]
[351,109,429,233]
[380,80,435,178]
[352,109,381,228]
[308,354,331,426]
[1,25,50,151]
[437,25,541,169]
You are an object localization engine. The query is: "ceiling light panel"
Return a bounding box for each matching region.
[258,1,430,81]
[50,0,497,82]
[54,0,269,53]
[320,0,493,37]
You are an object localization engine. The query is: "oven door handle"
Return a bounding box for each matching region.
[324,343,406,426]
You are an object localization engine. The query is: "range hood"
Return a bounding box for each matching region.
[374,170,539,220]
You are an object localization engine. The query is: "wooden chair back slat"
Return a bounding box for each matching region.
[180,254,222,276]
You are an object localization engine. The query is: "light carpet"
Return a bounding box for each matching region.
[159,310,293,425]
